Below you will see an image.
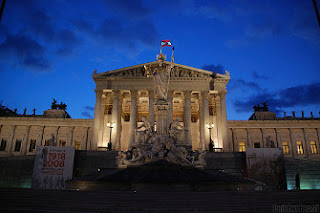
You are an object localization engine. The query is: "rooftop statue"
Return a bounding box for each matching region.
[144,53,174,101]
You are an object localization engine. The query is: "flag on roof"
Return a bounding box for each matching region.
[161,39,172,48]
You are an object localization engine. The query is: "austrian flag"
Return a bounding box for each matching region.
[161,40,172,47]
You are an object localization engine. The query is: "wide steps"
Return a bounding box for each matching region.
[1,187,320,213]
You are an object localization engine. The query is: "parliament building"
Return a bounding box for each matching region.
[0,58,319,159]
[1,55,320,190]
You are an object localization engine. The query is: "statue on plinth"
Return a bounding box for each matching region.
[116,46,206,168]
[144,53,173,101]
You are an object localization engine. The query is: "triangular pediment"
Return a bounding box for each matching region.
[92,61,229,80]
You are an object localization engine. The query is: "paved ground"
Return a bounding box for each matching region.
[0,187,320,213]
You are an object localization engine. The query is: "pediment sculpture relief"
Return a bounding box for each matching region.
[104,65,211,78]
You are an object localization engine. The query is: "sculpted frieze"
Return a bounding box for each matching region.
[104,66,212,79]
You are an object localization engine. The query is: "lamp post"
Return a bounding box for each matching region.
[107,122,115,151]
[206,123,214,152]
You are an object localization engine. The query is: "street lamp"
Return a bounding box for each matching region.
[206,123,214,152]
[107,122,115,151]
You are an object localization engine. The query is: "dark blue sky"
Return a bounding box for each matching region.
[0,0,319,120]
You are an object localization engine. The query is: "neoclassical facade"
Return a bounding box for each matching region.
[91,60,230,151]
[0,58,319,159]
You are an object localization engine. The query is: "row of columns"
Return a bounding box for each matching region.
[92,89,228,151]
[0,125,91,155]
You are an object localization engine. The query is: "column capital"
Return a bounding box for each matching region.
[201,90,209,97]
[113,89,120,96]
[214,94,220,105]
[219,91,227,96]
[149,90,154,96]
[130,90,138,96]
[25,125,31,130]
[184,90,192,99]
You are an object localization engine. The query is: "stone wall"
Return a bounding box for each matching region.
[0,117,92,157]
[228,120,320,159]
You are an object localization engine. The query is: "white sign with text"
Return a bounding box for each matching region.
[32,146,75,189]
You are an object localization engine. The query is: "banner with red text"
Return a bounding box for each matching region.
[32,146,75,189]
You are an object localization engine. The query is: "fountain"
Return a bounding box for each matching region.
[116,53,206,168]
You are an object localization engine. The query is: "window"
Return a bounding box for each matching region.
[191,114,198,122]
[254,142,260,148]
[239,142,246,152]
[0,139,7,151]
[297,141,304,155]
[59,140,66,147]
[75,141,81,150]
[123,113,130,122]
[282,142,289,155]
[29,139,36,152]
[14,140,22,152]
[310,141,318,154]
[209,106,214,116]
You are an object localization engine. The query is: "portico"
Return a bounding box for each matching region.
[91,59,230,151]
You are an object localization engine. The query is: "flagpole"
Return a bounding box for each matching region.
[166,46,174,97]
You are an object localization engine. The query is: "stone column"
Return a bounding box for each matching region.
[129,90,137,147]
[289,128,296,157]
[8,125,16,155]
[111,90,120,150]
[316,128,320,156]
[303,128,309,157]
[215,95,223,149]
[92,90,103,150]
[184,90,192,147]
[167,90,173,127]
[202,91,210,151]
[39,126,45,146]
[83,127,90,150]
[55,127,60,146]
[231,128,237,151]
[211,99,218,144]
[275,128,280,148]
[116,92,123,150]
[148,90,155,128]
[260,128,265,148]
[23,126,31,155]
[68,127,75,146]
[246,128,251,148]
[220,91,229,151]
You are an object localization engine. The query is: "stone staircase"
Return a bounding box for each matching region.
[1,187,320,213]
[285,158,320,190]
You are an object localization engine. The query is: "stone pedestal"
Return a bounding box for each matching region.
[154,100,169,136]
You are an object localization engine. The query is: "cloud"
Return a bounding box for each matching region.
[24,10,55,41]
[290,2,320,44]
[81,105,94,118]
[84,106,95,111]
[0,0,83,71]
[81,111,93,118]
[252,70,268,80]
[201,64,225,74]
[72,18,159,52]
[227,79,261,92]
[0,33,51,71]
[102,0,151,20]
[233,82,320,113]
